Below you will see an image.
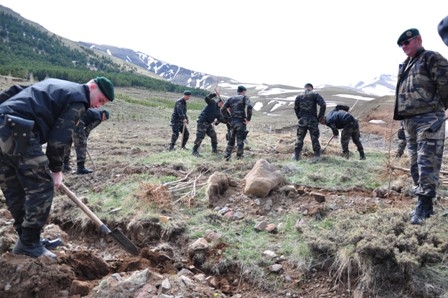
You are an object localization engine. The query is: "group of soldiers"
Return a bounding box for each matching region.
[169,85,253,161]
[169,83,365,161]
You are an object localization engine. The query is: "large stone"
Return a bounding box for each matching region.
[244,159,285,198]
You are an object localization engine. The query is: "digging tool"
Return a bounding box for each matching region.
[321,135,335,154]
[59,183,139,256]
[86,148,97,172]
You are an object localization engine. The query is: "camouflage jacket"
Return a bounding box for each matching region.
[294,90,326,121]
[76,108,103,136]
[394,47,448,120]
[197,95,222,124]
[220,94,253,122]
[171,98,188,123]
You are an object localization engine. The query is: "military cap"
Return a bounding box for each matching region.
[304,83,313,89]
[237,85,247,92]
[397,28,420,45]
[438,15,448,46]
[94,77,114,102]
[183,90,192,95]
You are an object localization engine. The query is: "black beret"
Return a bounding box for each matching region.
[397,28,420,45]
[304,83,313,89]
[183,90,192,95]
[94,77,114,101]
[237,85,247,92]
[438,16,448,46]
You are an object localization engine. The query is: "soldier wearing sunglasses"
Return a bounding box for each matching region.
[394,28,448,225]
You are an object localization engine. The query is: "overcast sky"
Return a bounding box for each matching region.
[1,0,448,87]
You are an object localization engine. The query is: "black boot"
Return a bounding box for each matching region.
[192,145,201,157]
[410,195,433,224]
[359,150,366,160]
[342,151,350,159]
[77,162,93,175]
[292,151,301,161]
[311,151,321,163]
[168,144,175,151]
[13,228,56,259]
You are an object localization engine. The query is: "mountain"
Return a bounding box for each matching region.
[78,42,397,98]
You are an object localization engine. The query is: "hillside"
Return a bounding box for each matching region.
[0,86,447,297]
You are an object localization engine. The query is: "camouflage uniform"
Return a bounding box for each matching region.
[169,97,189,150]
[65,108,105,172]
[192,93,222,155]
[221,93,253,160]
[0,79,88,247]
[293,89,326,160]
[324,109,365,160]
[394,46,448,224]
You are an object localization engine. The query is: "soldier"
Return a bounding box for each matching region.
[0,77,114,259]
[169,90,191,151]
[293,83,326,161]
[321,106,366,160]
[221,85,253,161]
[64,108,110,174]
[395,28,448,224]
[192,92,224,156]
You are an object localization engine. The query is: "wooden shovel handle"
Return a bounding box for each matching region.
[59,183,106,230]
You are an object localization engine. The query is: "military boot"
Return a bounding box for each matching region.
[168,144,175,151]
[359,150,366,160]
[77,162,93,175]
[192,145,201,157]
[410,195,433,224]
[13,228,56,260]
[292,151,301,161]
[342,151,350,159]
[311,151,321,163]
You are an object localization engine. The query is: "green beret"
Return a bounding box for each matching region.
[94,77,114,102]
[397,28,420,45]
[439,16,448,46]
[304,83,313,89]
[237,85,247,92]
[183,90,192,95]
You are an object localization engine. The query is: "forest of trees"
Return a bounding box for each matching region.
[0,10,207,97]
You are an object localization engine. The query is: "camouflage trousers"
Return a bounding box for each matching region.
[0,121,53,234]
[170,121,189,148]
[64,129,90,164]
[340,120,364,153]
[193,121,218,150]
[403,112,445,198]
[225,121,246,158]
[295,116,321,155]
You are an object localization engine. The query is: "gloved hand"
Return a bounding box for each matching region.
[208,93,217,99]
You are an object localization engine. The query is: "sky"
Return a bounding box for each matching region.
[1,0,448,88]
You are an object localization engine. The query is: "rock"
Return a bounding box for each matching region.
[244,159,285,198]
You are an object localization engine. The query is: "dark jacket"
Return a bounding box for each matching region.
[79,108,103,135]
[0,79,89,171]
[325,109,357,136]
[198,95,222,124]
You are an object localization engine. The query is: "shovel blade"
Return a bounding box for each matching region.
[109,229,139,256]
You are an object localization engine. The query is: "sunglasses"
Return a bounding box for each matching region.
[399,36,417,47]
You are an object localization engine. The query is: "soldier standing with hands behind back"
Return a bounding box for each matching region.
[221,85,253,161]
[394,27,448,225]
[293,83,326,162]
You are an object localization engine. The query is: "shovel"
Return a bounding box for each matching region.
[59,183,140,256]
